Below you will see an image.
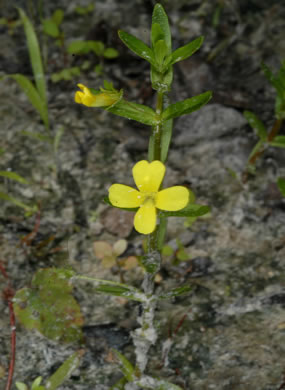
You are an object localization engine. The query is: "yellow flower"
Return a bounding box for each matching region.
[74,83,121,107]
[109,160,189,235]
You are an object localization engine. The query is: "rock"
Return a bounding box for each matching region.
[174,103,247,146]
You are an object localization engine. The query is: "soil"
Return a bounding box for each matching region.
[0,1,285,389]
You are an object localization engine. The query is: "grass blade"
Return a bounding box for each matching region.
[17,8,47,106]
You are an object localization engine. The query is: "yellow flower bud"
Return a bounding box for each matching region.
[74,83,121,107]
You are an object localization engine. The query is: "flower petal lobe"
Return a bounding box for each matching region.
[109,184,142,208]
[156,186,189,211]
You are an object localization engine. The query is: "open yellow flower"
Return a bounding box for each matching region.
[75,83,121,107]
[108,160,189,235]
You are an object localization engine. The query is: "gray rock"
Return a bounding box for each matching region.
[174,104,247,146]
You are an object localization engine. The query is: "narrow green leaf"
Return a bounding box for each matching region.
[247,139,264,162]
[159,285,192,300]
[18,8,47,105]
[162,91,212,121]
[109,376,128,390]
[67,40,89,54]
[118,30,156,67]
[43,19,59,38]
[54,126,65,153]
[269,135,285,148]
[15,383,28,390]
[161,203,210,218]
[169,36,204,66]
[244,110,267,140]
[52,9,64,26]
[0,171,28,184]
[157,215,168,251]
[148,132,155,162]
[8,74,49,128]
[74,275,145,302]
[154,39,168,67]
[103,47,119,59]
[21,130,53,144]
[0,191,36,212]
[277,178,285,197]
[88,40,105,56]
[261,62,283,98]
[160,118,173,162]
[31,377,43,390]
[152,4,171,51]
[45,351,83,390]
[108,99,158,126]
[112,349,135,382]
[275,95,285,119]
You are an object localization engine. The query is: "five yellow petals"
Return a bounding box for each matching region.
[109,160,189,235]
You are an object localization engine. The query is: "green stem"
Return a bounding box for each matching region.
[153,91,164,161]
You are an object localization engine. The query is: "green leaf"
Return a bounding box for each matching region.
[103,47,119,59]
[31,376,44,390]
[6,74,49,129]
[161,203,210,218]
[154,39,168,67]
[0,191,37,212]
[74,275,145,302]
[108,99,158,126]
[275,95,285,119]
[157,214,168,251]
[162,91,212,121]
[42,19,59,38]
[151,65,173,92]
[54,126,65,153]
[277,178,285,197]
[140,253,161,274]
[169,36,204,66]
[247,139,264,162]
[162,245,174,256]
[148,132,155,161]
[160,118,173,162]
[75,4,94,15]
[112,349,135,382]
[45,351,83,390]
[52,9,64,26]
[13,268,84,343]
[18,8,47,106]
[269,135,285,148]
[152,4,171,51]
[158,285,192,300]
[118,30,156,67]
[244,110,267,140]
[67,40,89,54]
[15,383,28,390]
[21,130,53,144]
[0,171,28,184]
[109,376,128,390]
[261,62,283,98]
[88,40,105,56]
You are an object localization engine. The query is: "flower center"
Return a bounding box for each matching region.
[141,192,157,207]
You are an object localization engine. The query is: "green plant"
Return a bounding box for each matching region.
[15,350,83,390]
[73,4,211,388]
[1,8,49,131]
[0,170,38,216]
[243,60,285,181]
